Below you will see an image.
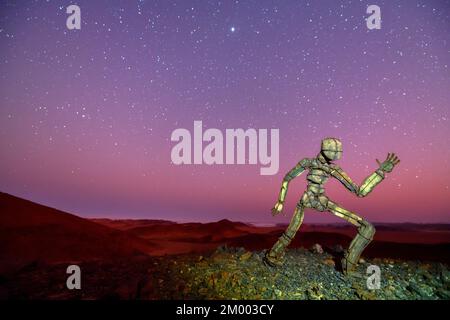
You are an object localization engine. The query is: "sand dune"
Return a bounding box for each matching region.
[0,192,154,273]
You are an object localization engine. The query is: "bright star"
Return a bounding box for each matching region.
[230,26,236,32]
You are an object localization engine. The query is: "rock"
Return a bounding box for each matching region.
[240,251,253,261]
[436,288,450,299]
[438,265,450,284]
[306,284,324,300]
[274,289,282,297]
[407,282,431,299]
[215,245,228,253]
[323,258,335,267]
[236,247,247,254]
[332,244,344,253]
[354,284,377,300]
[198,287,208,295]
[359,258,366,264]
[311,243,324,254]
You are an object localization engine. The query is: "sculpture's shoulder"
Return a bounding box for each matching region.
[328,162,341,172]
[298,157,313,168]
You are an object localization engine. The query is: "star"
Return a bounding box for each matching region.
[0,0,447,223]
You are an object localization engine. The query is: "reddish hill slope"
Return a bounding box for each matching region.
[0,192,154,273]
[94,218,450,263]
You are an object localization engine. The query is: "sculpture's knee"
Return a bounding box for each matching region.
[358,220,375,241]
[341,220,375,275]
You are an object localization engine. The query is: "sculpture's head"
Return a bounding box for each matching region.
[321,137,342,161]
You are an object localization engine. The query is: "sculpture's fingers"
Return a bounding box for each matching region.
[387,153,392,161]
[376,159,381,166]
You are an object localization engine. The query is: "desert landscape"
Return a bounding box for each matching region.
[1,191,449,299]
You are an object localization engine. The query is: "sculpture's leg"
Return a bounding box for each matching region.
[264,205,305,267]
[327,201,376,275]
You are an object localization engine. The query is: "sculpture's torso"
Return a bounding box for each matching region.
[300,157,337,211]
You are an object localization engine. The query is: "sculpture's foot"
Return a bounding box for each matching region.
[341,257,358,276]
[263,250,284,268]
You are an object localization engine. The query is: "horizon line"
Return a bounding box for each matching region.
[2,191,450,225]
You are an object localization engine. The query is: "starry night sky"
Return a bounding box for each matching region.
[0,0,449,223]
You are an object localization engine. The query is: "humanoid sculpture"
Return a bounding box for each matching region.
[263,138,400,275]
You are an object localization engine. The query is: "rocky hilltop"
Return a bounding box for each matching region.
[146,245,450,300]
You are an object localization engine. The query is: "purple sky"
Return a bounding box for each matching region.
[0,0,449,224]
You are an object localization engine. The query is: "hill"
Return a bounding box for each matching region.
[0,192,154,274]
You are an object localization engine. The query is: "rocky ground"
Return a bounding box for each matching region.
[2,245,450,300]
[146,245,450,300]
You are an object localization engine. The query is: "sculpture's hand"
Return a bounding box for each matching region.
[271,201,284,216]
[376,153,400,173]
